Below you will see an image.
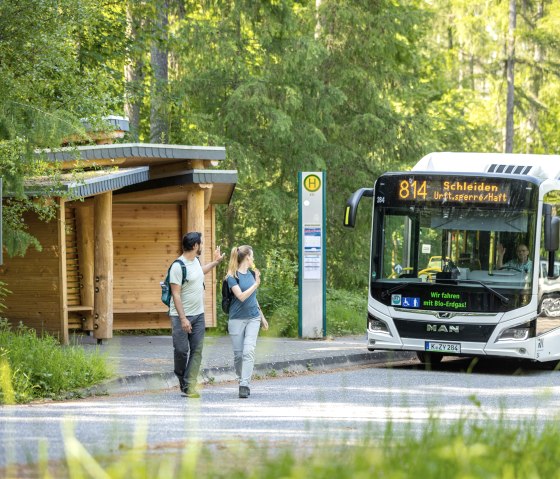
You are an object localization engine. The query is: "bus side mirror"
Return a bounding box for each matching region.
[544,204,560,251]
[545,217,560,251]
[343,188,374,228]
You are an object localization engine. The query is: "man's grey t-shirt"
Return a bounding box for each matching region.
[169,256,204,317]
[227,271,259,319]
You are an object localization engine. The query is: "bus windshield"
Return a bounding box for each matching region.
[373,204,536,290]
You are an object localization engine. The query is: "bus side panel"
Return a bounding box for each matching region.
[534,329,560,362]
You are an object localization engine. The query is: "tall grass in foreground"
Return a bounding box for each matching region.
[10,417,560,478]
[0,319,111,404]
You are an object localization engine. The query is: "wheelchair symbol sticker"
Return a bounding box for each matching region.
[401,297,420,308]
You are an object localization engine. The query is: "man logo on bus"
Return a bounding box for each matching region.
[427,324,460,333]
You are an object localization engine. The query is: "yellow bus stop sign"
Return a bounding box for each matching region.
[304,174,321,192]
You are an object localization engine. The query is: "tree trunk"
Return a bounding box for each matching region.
[315,0,322,39]
[124,1,145,142]
[150,0,169,144]
[505,0,516,153]
[527,0,544,152]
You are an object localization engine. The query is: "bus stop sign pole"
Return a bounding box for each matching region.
[298,171,326,338]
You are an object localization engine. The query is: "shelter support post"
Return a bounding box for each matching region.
[186,188,205,235]
[93,192,113,341]
[75,202,94,331]
[181,201,188,237]
[57,198,69,345]
[202,184,213,211]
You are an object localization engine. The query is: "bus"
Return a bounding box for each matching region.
[344,152,560,364]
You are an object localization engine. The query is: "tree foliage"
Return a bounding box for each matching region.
[2,0,559,288]
[0,0,125,255]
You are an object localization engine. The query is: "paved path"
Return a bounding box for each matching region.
[74,334,414,395]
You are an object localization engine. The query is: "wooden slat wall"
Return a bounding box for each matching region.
[0,202,219,336]
[112,203,218,329]
[113,204,182,313]
[0,212,62,336]
[65,206,81,308]
[114,312,169,330]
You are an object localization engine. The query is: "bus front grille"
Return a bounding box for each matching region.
[393,319,496,342]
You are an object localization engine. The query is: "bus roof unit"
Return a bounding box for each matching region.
[413,152,560,180]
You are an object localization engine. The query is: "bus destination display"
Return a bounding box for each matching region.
[397,178,510,204]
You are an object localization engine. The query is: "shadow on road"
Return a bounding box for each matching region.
[382,356,560,376]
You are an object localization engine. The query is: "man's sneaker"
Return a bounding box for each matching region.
[185,390,200,398]
[239,386,250,398]
[179,379,187,394]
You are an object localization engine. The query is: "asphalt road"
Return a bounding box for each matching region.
[1,357,559,470]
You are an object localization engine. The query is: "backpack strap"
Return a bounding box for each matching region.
[172,259,188,284]
[196,256,205,290]
[225,274,241,290]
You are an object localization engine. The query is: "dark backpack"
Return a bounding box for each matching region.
[221,270,256,314]
[160,260,188,307]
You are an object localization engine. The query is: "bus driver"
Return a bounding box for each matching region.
[496,243,533,273]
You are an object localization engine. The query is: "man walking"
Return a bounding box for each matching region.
[169,231,224,398]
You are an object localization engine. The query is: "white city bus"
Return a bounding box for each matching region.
[344,152,560,364]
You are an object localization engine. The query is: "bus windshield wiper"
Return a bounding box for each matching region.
[381,281,436,299]
[439,279,510,305]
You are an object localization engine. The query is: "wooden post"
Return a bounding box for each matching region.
[181,200,188,238]
[191,159,204,170]
[93,192,113,341]
[75,202,94,331]
[56,198,69,345]
[202,184,213,211]
[186,188,205,234]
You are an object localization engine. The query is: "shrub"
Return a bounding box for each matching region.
[215,248,367,338]
[326,288,367,336]
[217,249,298,335]
[0,319,111,404]
[263,288,367,338]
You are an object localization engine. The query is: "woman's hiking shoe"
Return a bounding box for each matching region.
[239,386,250,398]
[180,385,200,398]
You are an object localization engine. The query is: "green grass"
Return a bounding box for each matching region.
[7,417,560,478]
[326,288,367,336]
[0,319,112,404]
[258,288,367,338]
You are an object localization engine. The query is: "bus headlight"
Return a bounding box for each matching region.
[368,313,391,335]
[496,321,535,342]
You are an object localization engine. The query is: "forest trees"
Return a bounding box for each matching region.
[0,0,125,255]
[431,0,560,155]
[1,0,559,288]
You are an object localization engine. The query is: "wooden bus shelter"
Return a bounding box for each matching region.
[0,143,236,344]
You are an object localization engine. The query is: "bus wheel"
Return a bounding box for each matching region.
[416,351,444,365]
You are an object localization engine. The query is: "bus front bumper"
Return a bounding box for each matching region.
[367,331,537,360]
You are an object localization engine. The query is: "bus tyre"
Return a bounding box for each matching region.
[416,351,444,365]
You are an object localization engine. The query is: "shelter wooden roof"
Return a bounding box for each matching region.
[23,167,149,198]
[31,143,236,204]
[42,143,226,168]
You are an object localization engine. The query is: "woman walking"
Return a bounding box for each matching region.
[226,245,268,398]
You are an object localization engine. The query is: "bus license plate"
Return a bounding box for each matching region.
[425,341,461,354]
